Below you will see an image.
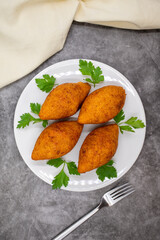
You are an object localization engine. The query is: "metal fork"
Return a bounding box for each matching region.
[52,183,134,240]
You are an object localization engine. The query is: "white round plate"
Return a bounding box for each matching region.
[14,59,146,192]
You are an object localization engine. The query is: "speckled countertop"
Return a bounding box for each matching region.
[0,22,160,240]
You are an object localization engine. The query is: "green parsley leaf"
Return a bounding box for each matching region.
[105,160,114,166]
[42,120,48,128]
[67,162,80,175]
[52,169,69,189]
[125,117,145,129]
[17,113,34,128]
[47,158,64,168]
[32,118,48,128]
[32,118,44,124]
[119,125,135,134]
[30,103,41,115]
[47,159,80,189]
[79,59,104,87]
[114,109,125,124]
[96,160,117,182]
[30,103,48,127]
[17,105,48,129]
[114,109,145,134]
[79,60,93,75]
[35,74,56,93]
[85,78,93,83]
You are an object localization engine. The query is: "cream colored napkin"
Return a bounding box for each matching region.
[0,0,160,88]
[75,0,160,29]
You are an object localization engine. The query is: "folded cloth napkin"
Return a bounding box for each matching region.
[0,0,160,88]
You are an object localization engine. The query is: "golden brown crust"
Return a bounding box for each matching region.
[32,121,83,160]
[78,85,126,124]
[78,124,119,173]
[39,82,91,120]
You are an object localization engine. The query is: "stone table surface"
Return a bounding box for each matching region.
[0,22,160,240]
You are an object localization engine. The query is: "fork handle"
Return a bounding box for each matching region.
[51,205,100,240]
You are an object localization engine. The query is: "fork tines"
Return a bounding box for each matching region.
[109,183,135,202]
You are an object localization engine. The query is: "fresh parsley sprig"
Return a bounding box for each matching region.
[79,59,104,87]
[96,160,117,181]
[47,158,80,189]
[35,74,57,93]
[17,103,48,129]
[114,109,145,134]
[30,103,41,115]
[113,109,125,124]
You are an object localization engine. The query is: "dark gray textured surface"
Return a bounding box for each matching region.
[0,22,160,240]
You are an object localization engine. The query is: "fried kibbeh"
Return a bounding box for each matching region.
[78,124,119,173]
[78,85,126,124]
[32,121,83,160]
[39,82,91,120]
